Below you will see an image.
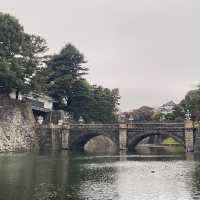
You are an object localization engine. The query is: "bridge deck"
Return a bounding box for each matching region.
[128,123,184,129]
[37,123,185,130]
[70,124,119,129]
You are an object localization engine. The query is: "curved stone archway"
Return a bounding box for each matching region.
[70,133,117,151]
[128,130,185,151]
[85,135,117,152]
[68,125,119,150]
[70,133,99,150]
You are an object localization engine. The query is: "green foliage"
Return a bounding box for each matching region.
[46,44,88,103]
[124,106,154,122]
[0,13,24,58]
[63,79,94,121]
[164,112,177,121]
[151,112,163,122]
[88,86,120,123]
[65,84,120,123]
[0,13,48,98]
[161,137,180,145]
[171,87,200,121]
[46,44,120,123]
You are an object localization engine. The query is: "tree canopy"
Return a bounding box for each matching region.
[46,44,88,105]
[171,87,200,121]
[46,44,120,122]
[0,13,48,99]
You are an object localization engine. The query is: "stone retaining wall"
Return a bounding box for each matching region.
[0,96,38,152]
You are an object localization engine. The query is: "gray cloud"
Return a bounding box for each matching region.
[1,0,200,110]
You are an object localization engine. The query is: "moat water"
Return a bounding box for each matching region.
[0,146,200,200]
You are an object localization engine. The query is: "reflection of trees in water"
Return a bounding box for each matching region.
[69,153,118,199]
[32,151,70,200]
[0,151,73,200]
[33,183,62,200]
[134,146,185,156]
[0,153,37,200]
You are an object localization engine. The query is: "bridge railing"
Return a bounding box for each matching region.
[35,122,186,130]
[70,124,119,129]
[127,123,185,129]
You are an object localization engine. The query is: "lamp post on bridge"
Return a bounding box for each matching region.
[128,115,134,127]
[63,113,70,123]
[185,109,192,121]
[78,116,84,124]
[119,114,128,150]
[184,109,194,152]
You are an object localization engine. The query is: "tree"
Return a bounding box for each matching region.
[123,106,154,122]
[0,13,48,99]
[172,87,200,121]
[88,86,120,123]
[0,13,24,58]
[62,79,94,121]
[47,44,120,123]
[46,43,88,105]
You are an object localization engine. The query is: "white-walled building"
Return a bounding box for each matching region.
[9,90,56,122]
[157,101,176,114]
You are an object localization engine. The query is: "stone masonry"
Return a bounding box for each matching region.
[0,96,38,152]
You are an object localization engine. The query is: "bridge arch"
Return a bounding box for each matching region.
[69,125,119,150]
[70,134,117,151]
[128,130,185,151]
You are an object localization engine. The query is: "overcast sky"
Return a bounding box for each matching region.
[1,0,200,111]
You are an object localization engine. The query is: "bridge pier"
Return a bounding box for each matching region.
[119,124,128,150]
[194,122,200,152]
[51,125,62,150]
[184,120,194,152]
[61,125,70,149]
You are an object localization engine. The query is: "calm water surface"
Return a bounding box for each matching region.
[0,147,200,200]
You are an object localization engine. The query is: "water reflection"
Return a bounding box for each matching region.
[192,163,200,200]
[0,151,70,200]
[134,145,185,155]
[115,161,196,200]
[0,147,200,200]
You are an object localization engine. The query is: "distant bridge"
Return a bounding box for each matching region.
[36,121,200,152]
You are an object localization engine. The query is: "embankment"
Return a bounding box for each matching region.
[0,95,38,152]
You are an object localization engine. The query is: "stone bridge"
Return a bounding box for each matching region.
[125,123,186,151]
[36,120,200,152]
